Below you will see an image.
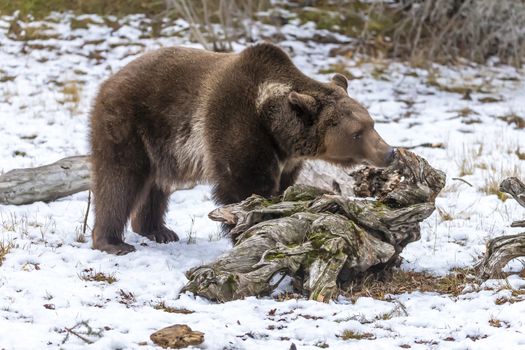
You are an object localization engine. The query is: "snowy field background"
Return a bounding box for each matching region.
[1,11,525,350]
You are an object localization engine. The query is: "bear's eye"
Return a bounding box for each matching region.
[352,132,362,140]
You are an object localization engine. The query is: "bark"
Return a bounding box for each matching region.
[500,177,525,227]
[477,233,525,279]
[477,176,525,278]
[0,156,91,205]
[183,149,446,302]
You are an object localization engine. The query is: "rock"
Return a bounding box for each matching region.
[150,324,204,349]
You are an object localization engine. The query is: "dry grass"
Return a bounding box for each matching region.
[342,268,475,300]
[60,81,82,115]
[480,164,520,201]
[165,0,269,52]
[498,113,525,130]
[455,145,477,177]
[79,269,117,284]
[0,241,14,266]
[489,318,502,328]
[339,330,375,340]
[437,206,454,221]
[153,301,194,314]
[361,0,525,66]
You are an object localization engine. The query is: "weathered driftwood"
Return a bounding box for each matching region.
[477,177,525,278]
[182,149,446,302]
[0,156,91,205]
[500,177,525,227]
[0,156,352,205]
[477,234,525,278]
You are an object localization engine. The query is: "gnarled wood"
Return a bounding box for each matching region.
[500,177,525,227]
[477,233,525,278]
[477,176,525,278]
[183,149,446,302]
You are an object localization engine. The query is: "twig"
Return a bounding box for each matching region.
[82,191,91,235]
[396,142,444,150]
[64,326,94,345]
[452,177,473,187]
[511,220,525,228]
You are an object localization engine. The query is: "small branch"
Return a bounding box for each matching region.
[452,177,473,187]
[396,142,445,150]
[82,191,91,235]
[63,324,94,345]
[511,220,525,228]
[65,328,93,344]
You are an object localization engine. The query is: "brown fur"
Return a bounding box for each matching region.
[89,43,393,254]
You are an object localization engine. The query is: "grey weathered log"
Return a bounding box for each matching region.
[477,233,525,279]
[477,177,525,278]
[0,155,353,205]
[0,156,91,205]
[183,149,446,302]
[500,177,525,227]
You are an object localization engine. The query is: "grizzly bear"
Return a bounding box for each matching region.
[89,43,394,255]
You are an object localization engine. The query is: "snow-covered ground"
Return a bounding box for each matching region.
[1,12,525,350]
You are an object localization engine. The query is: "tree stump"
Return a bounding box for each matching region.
[182,149,446,302]
[477,177,525,278]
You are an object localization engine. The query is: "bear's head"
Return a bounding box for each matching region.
[286,73,394,168]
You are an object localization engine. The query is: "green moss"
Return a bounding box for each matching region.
[308,230,331,250]
[265,252,287,261]
[298,9,342,31]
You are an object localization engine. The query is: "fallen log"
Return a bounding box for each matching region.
[182,149,446,302]
[477,177,525,278]
[0,156,91,205]
[0,156,355,205]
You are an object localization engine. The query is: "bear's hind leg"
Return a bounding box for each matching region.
[131,183,179,243]
[92,166,145,255]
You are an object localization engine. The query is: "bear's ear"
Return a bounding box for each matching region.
[331,73,348,90]
[288,91,317,116]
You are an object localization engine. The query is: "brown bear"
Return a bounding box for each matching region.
[89,43,394,255]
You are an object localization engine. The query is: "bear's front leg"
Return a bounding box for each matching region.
[211,154,281,205]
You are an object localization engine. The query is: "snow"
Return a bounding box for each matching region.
[1,11,525,350]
